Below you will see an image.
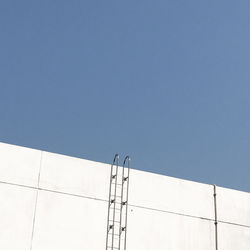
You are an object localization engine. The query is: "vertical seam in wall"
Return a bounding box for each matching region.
[213,184,218,250]
[30,150,43,250]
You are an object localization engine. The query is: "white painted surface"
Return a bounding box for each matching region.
[0,143,41,187]
[39,151,110,200]
[129,169,214,219]
[0,142,250,250]
[218,223,250,250]
[0,183,37,250]
[127,205,215,250]
[31,190,107,250]
[217,187,250,226]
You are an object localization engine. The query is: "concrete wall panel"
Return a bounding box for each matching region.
[217,187,250,226]
[218,223,250,250]
[129,169,214,219]
[0,143,41,187]
[31,190,107,250]
[0,183,37,250]
[126,206,215,250]
[39,152,110,200]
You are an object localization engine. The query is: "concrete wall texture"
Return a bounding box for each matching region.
[0,142,250,250]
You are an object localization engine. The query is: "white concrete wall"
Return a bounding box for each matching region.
[216,187,250,250]
[0,142,250,250]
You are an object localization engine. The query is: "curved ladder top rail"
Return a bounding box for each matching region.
[113,153,119,165]
[123,156,130,167]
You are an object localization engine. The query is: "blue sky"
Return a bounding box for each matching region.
[1,1,250,192]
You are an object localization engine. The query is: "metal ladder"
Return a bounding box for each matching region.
[106,154,130,250]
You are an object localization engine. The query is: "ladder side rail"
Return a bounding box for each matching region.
[121,156,130,250]
[106,154,119,250]
[105,163,114,250]
[111,155,119,249]
[118,159,126,250]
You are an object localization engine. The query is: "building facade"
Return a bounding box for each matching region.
[0,142,250,250]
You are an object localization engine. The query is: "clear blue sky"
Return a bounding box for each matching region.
[1,1,250,192]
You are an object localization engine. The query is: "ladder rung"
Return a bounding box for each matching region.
[111,183,122,186]
[110,196,122,199]
[110,208,121,211]
[108,233,121,236]
[110,201,126,205]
